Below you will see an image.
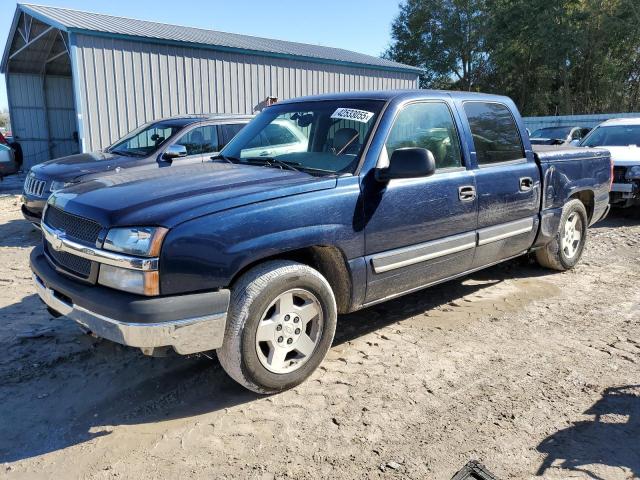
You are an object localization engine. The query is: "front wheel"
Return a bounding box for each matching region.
[217,260,337,394]
[535,199,588,271]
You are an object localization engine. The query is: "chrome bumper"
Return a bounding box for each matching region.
[33,273,227,354]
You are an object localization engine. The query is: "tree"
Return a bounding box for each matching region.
[0,108,9,131]
[385,0,640,116]
[384,0,490,90]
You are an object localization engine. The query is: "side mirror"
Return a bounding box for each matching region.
[569,139,580,146]
[162,144,187,160]
[375,148,436,182]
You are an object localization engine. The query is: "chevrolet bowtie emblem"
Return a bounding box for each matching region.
[50,232,64,251]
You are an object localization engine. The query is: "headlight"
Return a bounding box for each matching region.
[50,180,74,192]
[103,227,168,257]
[98,265,159,296]
[626,165,640,180]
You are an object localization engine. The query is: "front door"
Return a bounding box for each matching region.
[363,101,478,304]
[460,101,541,267]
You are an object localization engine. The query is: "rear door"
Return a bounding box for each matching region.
[363,100,478,303]
[459,101,541,267]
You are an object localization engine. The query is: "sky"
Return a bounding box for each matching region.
[0,0,402,111]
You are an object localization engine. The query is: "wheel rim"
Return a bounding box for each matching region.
[255,288,323,374]
[561,212,583,259]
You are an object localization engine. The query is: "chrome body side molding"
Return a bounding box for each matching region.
[371,231,477,274]
[477,217,534,246]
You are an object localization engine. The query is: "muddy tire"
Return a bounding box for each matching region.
[217,260,337,394]
[535,199,588,271]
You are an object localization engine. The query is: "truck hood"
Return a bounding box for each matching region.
[31,151,140,181]
[48,163,337,227]
[601,146,640,166]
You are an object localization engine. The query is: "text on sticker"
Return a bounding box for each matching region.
[331,108,374,123]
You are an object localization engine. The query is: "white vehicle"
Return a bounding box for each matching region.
[580,118,640,207]
[0,143,18,179]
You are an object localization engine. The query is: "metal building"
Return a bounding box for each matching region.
[1,4,420,169]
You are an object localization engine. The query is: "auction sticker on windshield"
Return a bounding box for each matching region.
[331,108,374,123]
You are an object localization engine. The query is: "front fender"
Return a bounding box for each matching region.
[159,177,363,295]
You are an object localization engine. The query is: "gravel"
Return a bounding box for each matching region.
[0,190,639,479]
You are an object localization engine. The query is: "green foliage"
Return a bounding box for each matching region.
[385,0,640,115]
[0,108,10,131]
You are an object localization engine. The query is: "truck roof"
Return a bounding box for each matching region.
[275,89,513,105]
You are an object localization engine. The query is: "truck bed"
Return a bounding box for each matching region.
[532,144,610,163]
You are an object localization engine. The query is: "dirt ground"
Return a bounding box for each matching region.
[1,175,639,480]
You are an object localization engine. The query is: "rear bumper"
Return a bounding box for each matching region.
[30,246,230,354]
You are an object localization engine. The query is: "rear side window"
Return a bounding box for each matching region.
[220,123,246,148]
[463,102,524,165]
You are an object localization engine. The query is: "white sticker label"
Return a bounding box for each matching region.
[331,108,374,123]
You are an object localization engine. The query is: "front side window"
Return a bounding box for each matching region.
[464,102,525,165]
[386,102,463,169]
[173,125,219,156]
[222,100,385,175]
[108,122,184,157]
[581,125,640,147]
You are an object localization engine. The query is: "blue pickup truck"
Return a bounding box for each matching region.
[30,90,611,393]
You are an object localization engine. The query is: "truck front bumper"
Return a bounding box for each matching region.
[30,246,230,354]
[21,194,48,228]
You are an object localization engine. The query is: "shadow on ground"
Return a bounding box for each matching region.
[537,385,640,479]
[0,218,41,248]
[592,206,640,228]
[0,256,545,464]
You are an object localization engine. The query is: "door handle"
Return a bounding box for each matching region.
[519,177,533,192]
[458,185,476,202]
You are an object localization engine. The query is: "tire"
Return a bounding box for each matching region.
[217,260,337,394]
[535,199,588,271]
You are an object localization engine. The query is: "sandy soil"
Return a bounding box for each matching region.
[1,176,639,479]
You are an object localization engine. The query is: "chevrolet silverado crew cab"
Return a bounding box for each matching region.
[30,91,612,394]
[21,114,253,225]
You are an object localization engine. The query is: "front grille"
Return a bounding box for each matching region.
[44,207,102,245]
[24,176,47,197]
[613,166,628,183]
[45,242,92,278]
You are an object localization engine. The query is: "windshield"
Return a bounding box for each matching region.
[580,125,640,147]
[107,121,185,157]
[221,100,385,175]
[531,127,572,139]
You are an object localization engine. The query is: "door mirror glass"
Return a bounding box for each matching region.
[162,144,188,160]
[376,148,436,182]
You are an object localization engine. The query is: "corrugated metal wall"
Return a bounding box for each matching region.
[72,34,418,151]
[44,76,79,159]
[7,73,78,168]
[524,112,640,132]
[7,73,49,167]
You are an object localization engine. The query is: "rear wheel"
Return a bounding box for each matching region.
[535,199,588,271]
[217,260,337,394]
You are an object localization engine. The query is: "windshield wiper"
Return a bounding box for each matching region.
[243,157,301,172]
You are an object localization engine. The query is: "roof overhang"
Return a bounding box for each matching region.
[1,5,71,75]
